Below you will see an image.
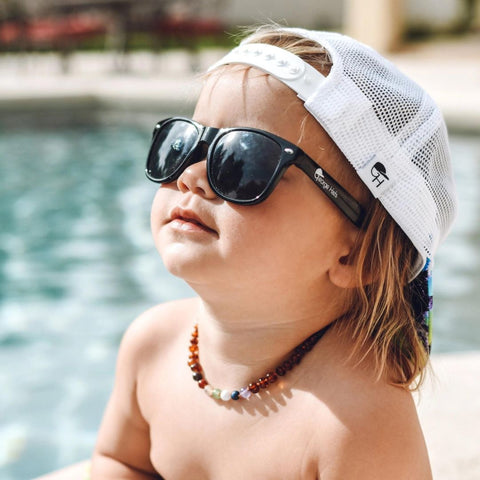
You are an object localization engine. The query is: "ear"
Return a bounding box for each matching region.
[328,230,372,289]
[328,250,359,289]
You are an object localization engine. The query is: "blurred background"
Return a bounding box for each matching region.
[0,0,479,479]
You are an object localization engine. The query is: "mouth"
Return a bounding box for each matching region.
[168,207,218,235]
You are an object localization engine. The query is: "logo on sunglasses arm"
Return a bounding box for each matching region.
[370,162,389,187]
[314,167,324,182]
[314,168,338,198]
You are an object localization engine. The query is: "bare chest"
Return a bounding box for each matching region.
[140,366,320,480]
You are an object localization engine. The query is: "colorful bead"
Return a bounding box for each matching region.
[292,353,302,365]
[198,379,208,389]
[220,390,231,401]
[212,388,221,400]
[239,387,252,399]
[284,359,293,370]
[231,390,240,400]
[204,385,213,396]
[192,372,203,382]
[248,382,260,394]
[265,372,277,384]
[190,363,201,372]
[259,377,269,388]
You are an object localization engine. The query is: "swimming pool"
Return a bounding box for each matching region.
[0,119,479,479]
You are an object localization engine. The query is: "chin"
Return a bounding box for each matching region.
[159,243,216,282]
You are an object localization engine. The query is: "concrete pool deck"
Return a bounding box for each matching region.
[2,36,480,479]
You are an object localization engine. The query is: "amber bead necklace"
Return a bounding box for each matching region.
[188,323,328,402]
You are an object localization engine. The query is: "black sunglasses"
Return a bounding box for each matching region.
[145,117,365,227]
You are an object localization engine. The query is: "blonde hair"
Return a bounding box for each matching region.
[243,25,429,389]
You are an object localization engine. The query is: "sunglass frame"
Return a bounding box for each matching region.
[146,117,365,227]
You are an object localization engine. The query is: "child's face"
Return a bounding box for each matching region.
[150,67,357,295]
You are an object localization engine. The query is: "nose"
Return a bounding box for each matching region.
[176,158,218,200]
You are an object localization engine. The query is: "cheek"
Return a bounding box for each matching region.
[150,189,163,234]
[150,187,172,249]
[247,192,344,275]
[217,205,311,276]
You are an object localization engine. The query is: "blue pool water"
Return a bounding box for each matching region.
[0,120,479,479]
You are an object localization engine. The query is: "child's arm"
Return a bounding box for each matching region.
[91,313,160,479]
[91,397,157,479]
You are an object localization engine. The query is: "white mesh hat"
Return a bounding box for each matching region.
[209,28,457,278]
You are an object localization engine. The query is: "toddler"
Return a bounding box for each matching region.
[91,25,457,479]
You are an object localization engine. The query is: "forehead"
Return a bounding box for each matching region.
[194,66,311,143]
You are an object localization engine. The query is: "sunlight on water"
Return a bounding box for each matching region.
[0,121,478,479]
[0,121,193,479]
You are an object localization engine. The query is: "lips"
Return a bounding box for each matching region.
[168,207,217,235]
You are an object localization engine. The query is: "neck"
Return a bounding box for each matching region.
[190,285,341,390]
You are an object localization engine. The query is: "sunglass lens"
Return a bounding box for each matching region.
[147,120,199,181]
[209,131,282,202]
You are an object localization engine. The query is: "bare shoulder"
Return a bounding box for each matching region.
[308,335,432,479]
[118,297,199,375]
[323,383,431,479]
